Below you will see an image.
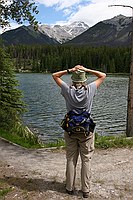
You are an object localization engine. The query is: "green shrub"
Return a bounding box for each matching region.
[0,127,42,149]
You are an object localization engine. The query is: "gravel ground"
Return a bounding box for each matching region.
[0,137,133,200]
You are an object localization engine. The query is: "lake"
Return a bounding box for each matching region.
[16,73,129,142]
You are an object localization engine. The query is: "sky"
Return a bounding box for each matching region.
[34,0,133,26]
[1,0,133,32]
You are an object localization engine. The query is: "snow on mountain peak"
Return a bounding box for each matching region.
[39,21,89,44]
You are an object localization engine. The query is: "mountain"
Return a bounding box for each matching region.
[39,21,89,43]
[1,25,59,45]
[1,16,132,46]
[68,15,132,46]
[1,21,89,45]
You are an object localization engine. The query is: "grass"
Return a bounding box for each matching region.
[0,180,12,197]
[0,128,42,149]
[43,133,133,149]
[95,134,133,149]
[42,133,133,149]
[0,188,12,197]
[0,128,133,149]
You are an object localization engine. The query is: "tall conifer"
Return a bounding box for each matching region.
[0,48,26,130]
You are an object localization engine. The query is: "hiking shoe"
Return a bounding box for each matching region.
[83,192,89,198]
[66,189,74,195]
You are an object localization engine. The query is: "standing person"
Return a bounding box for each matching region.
[52,65,106,198]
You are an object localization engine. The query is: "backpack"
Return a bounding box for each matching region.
[61,109,96,136]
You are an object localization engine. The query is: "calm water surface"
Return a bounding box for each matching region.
[16,73,129,142]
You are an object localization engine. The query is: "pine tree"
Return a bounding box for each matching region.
[0,47,26,130]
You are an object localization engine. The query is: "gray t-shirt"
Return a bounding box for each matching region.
[61,81,97,113]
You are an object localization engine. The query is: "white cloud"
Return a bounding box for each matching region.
[0,23,22,34]
[55,0,81,10]
[68,0,133,26]
[35,0,133,26]
[35,0,60,7]
[35,0,81,9]
[1,0,132,33]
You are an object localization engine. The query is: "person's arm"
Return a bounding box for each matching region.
[52,65,80,87]
[79,66,106,88]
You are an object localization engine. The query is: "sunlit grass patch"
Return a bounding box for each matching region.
[1,128,133,149]
[95,134,133,149]
[0,128,42,149]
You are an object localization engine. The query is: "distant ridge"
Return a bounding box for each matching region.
[67,15,132,47]
[0,15,132,46]
[1,25,59,45]
[1,21,89,45]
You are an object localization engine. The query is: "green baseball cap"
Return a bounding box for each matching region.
[71,70,87,82]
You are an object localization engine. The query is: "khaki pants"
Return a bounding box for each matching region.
[64,131,95,193]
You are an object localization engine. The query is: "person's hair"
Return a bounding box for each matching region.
[71,82,87,90]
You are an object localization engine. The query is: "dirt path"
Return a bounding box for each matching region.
[0,137,133,200]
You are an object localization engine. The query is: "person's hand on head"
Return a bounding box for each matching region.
[72,65,81,72]
[78,65,87,71]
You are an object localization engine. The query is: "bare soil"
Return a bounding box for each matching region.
[0,137,133,200]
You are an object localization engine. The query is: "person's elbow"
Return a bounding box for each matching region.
[52,73,56,80]
[102,73,106,80]
[95,73,106,88]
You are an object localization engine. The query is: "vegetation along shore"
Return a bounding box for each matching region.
[1,128,133,149]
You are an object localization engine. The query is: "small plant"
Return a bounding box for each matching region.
[0,188,12,197]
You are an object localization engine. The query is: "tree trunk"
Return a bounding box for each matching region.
[126,19,133,136]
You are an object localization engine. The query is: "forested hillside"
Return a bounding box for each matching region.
[6,45,131,73]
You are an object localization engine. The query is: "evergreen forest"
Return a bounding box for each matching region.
[6,45,131,73]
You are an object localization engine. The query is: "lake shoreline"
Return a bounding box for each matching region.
[15,70,130,76]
